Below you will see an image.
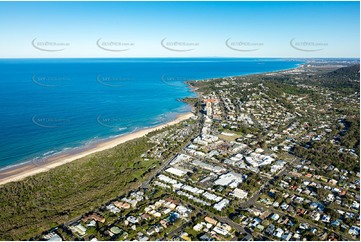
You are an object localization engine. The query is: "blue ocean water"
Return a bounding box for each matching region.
[0,58,303,169]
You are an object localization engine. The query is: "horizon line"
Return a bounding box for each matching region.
[0,57,359,60]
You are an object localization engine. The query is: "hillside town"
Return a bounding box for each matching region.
[35,63,360,241]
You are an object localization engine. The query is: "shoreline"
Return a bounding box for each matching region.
[0,62,305,186]
[0,112,195,185]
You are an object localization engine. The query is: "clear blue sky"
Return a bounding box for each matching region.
[0,1,359,58]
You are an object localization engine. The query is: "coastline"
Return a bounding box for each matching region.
[0,62,305,187]
[0,112,194,185]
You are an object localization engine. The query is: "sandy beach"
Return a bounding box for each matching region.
[0,112,195,186]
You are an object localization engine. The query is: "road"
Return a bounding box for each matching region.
[140,116,354,241]
[253,203,355,241]
[182,201,250,236]
[238,155,355,241]
[140,153,178,189]
[238,164,290,209]
[147,129,293,240]
[141,110,203,189]
[165,203,251,240]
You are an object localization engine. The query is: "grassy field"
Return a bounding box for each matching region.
[218,132,242,142]
[0,135,160,240]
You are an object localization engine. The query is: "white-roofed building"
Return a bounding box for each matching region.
[213,226,229,236]
[170,153,193,165]
[43,232,62,241]
[182,185,204,195]
[192,160,226,173]
[214,172,243,187]
[70,224,87,237]
[231,188,248,200]
[165,167,186,177]
[158,174,177,184]
[203,191,222,202]
[214,199,229,211]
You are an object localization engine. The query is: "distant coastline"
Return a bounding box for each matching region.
[0,58,304,169]
[0,59,305,185]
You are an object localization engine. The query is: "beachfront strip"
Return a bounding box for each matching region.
[36,62,360,241]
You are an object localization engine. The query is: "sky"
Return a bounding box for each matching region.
[0,1,359,58]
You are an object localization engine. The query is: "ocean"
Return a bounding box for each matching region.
[0,58,303,169]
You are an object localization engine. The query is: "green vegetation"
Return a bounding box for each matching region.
[340,117,360,152]
[0,137,158,240]
[1,62,359,241]
[314,65,360,94]
[293,116,360,173]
